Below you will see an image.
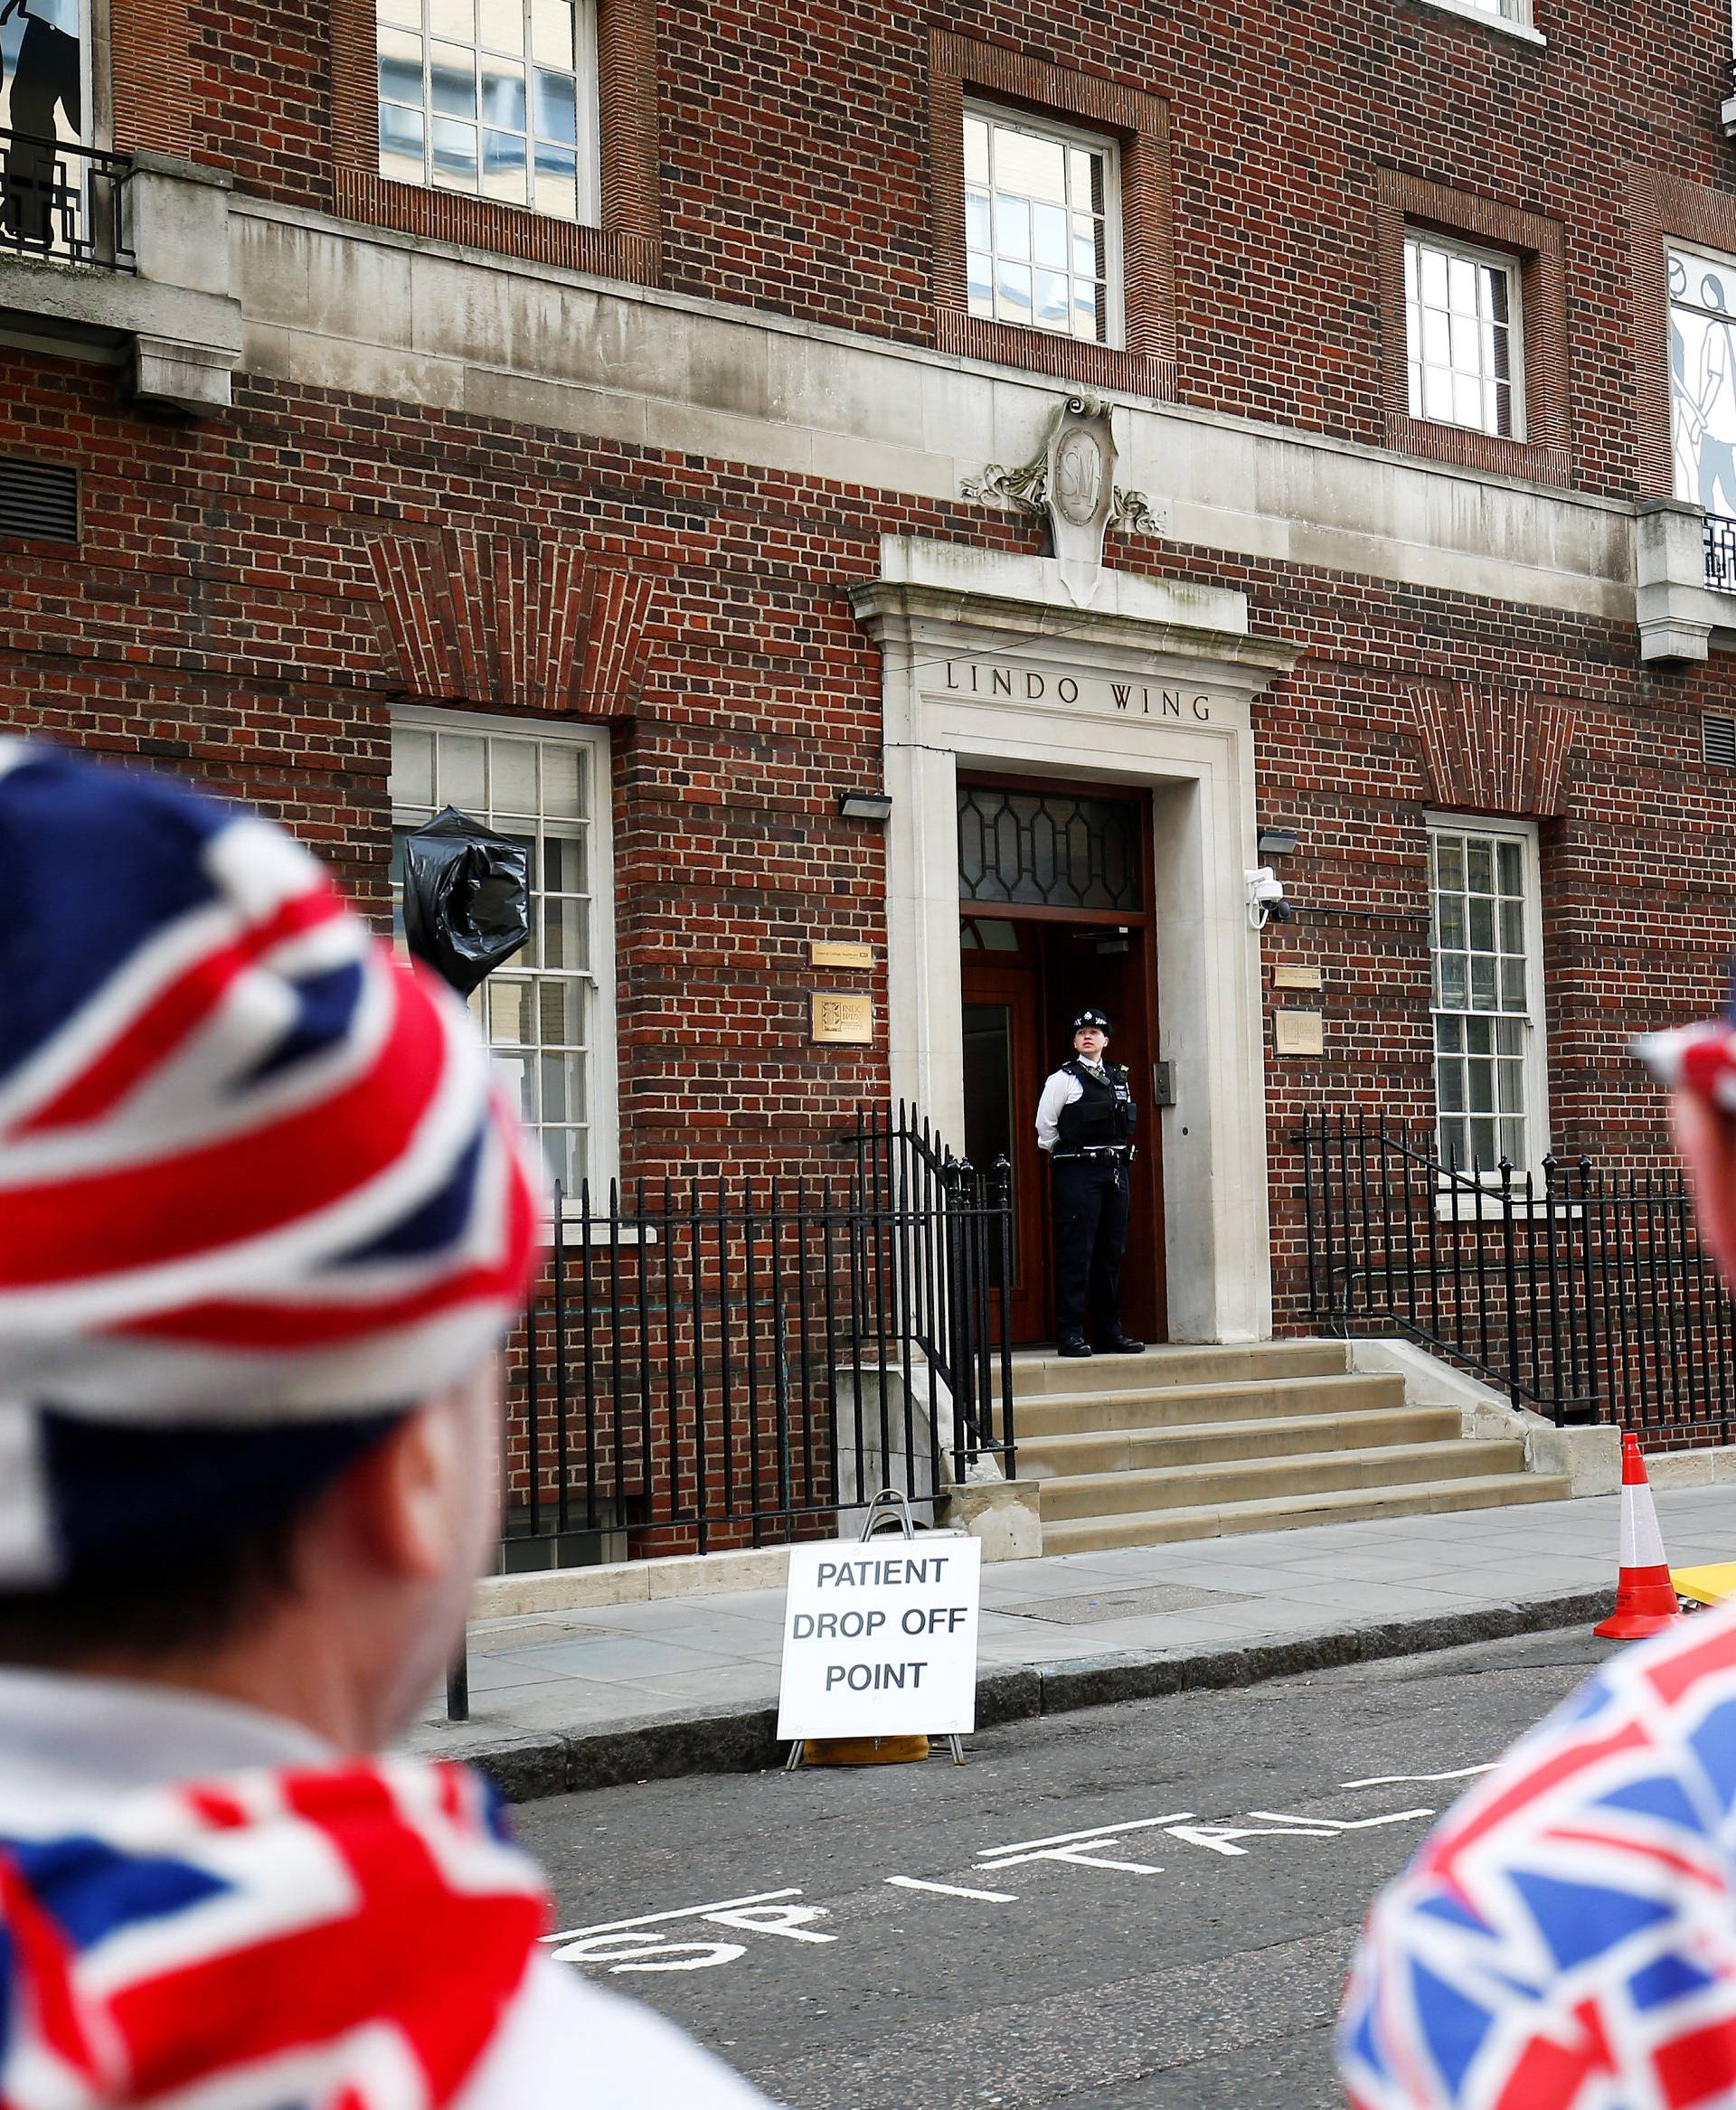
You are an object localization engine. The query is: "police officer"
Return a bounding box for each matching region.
[1035,1008,1144,1358]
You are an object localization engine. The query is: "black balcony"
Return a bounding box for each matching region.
[0,127,134,272]
[1705,511,1736,593]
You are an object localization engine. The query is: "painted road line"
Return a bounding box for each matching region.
[884,1877,1019,1903]
[977,1812,1195,1859]
[1341,1766,1495,1788]
[984,1841,1165,1875]
[543,1887,804,1943]
[1162,1820,1340,1857]
[1244,1808,1435,1831]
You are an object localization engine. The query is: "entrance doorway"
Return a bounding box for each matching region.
[957,778,1165,1346]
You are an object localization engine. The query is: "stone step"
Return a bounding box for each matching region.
[1014,1371,1407,1438]
[1039,1471,1571,1552]
[1018,1405,1462,1480]
[1035,1438,1529,1522]
[1010,1340,1351,1398]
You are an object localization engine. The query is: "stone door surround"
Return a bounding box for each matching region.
[853,536,1299,1345]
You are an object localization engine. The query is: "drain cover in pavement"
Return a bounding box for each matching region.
[998,1583,1231,1624]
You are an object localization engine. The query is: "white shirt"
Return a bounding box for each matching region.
[1036,1060,1107,1152]
[0,1669,774,2110]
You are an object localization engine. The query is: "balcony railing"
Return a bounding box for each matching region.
[1299,1112,1736,1444]
[499,1107,1016,1567]
[0,127,134,272]
[1705,511,1736,594]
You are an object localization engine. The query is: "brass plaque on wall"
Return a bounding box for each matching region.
[1273,964,1323,990]
[1273,1010,1325,1057]
[811,992,874,1044]
[810,940,873,969]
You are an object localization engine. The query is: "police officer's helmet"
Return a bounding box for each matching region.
[1072,1009,1111,1035]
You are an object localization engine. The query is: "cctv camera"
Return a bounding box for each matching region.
[1246,867,1292,931]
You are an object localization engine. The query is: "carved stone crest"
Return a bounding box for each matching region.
[962,393,1161,605]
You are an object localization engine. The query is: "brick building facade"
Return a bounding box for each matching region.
[5,0,1736,1422]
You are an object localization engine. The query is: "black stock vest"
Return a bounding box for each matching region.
[1054,1060,1137,1151]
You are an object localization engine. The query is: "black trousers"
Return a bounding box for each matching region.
[1052,1154,1130,1340]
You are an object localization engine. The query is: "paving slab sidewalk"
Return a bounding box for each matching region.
[406,1485,1736,1801]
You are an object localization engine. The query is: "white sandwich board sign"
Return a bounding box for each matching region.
[776,1535,983,1741]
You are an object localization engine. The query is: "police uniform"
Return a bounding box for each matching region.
[1035,1009,1144,1357]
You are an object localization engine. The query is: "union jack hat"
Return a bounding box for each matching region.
[1633,1017,1736,1109]
[0,741,547,1587]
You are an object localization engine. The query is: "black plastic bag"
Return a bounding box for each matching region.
[401,805,530,996]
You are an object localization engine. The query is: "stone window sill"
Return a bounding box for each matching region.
[554,1219,658,1244]
[1433,1193,1582,1223]
[1409,0,1546,45]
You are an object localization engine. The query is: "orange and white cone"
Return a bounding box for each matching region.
[1594,1432,1683,1640]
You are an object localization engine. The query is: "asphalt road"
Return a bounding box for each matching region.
[516,1627,1619,2109]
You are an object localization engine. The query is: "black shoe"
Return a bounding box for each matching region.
[1094,1331,1146,1353]
[1056,1334,1093,1358]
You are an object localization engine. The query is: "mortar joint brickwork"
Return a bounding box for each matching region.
[1410,682,1579,817]
[369,528,666,720]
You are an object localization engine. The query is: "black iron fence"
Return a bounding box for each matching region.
[500,1107,1015,1566]
[0,128,135,270]
[1299,1113,1736,1444]
[1705,511,1736,594]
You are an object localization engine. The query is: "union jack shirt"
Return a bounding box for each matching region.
[0,1673,774,2110]
[1340,1601,1736,2109]
[0,1747,551,2110]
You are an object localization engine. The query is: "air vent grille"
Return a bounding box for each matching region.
[1706,714,1736,770]
[0,458,78,543]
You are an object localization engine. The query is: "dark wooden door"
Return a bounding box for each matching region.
[961,910,1167,1346]
[960,940,1048,1343]
[1039,927,1165,1343]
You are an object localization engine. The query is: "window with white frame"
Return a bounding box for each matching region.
[390,712,614,1201]
[963,103,1118,345]
[375,0,599,222]
[1405,230,1524,439]
[1425,0,1532,24]
[1668,246,1736,522]
[1429,819,1548,1174]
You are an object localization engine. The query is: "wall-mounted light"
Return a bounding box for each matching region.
[838,790,893,823]
[1258,827,1298,858]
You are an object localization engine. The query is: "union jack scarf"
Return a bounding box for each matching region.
[0,740,546,1587]
[0,1754,550,2110]
[1340,1599,1736,2109]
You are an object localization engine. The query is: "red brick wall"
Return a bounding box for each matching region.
[6,347,1736,1216]
[140,0,1736,504]
[24,0,1736,1502]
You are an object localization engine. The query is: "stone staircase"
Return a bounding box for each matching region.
[1014,1339,1569,1552]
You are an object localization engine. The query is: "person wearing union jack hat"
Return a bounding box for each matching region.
[0,742,769,2110]
[1337,1008,1736,2110]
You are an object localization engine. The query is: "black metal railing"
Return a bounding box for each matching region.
[1299,1112,1736,1443]
[1705,511,1736,593]
[0,129,135,270]
[500,1107,1014,1565]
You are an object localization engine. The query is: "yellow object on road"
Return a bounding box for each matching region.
[1670,1561,1736,1607]
[798,1735,930,1766]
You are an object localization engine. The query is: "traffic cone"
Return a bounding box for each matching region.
[1594,1432,1683,1640]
